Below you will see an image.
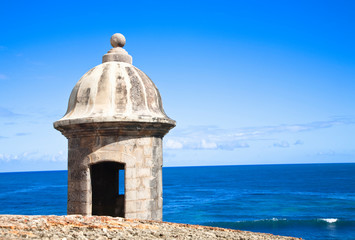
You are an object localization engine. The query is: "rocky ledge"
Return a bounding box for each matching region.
[0,215,302,240]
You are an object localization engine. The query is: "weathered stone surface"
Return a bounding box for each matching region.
[53,61,175,129]
[54,34,175,221]
[0,215,303,240]
[64,135,164,219]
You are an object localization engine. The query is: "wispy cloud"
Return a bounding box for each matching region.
[316,151,336,156]
[165,139,183,149]
[0,107,23,118]
[234,117,354,137]
[294,140,303,145]
[0,151,66,162]
[273,141,290,148]
[165,117,354,151]
[165,133,250,151]
[15,132,31,137]
[0,152,27,162]
[315,150,355,158]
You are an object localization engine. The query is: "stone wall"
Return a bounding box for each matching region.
[67,134,163,220]
[0,215,303,240]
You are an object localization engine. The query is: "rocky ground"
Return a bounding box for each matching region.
[0,215,302,240]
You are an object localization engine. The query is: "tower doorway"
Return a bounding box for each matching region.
[90,162,125,217]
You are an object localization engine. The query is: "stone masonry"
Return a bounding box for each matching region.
[67,135,163,219]
[54,33,175,220]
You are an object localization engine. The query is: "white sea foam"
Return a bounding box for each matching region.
[252,218,287,222]
[319,218,338,223]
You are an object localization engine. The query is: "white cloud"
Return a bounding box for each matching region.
[165,139,183,149]
[317,151,335,156]
[50,151,65,162]
[165,117,354,151]
[0,153,20,162]
[314,151,355,159]
[200,139,217,149]
[0,151,66,162]
[217,142,250,150]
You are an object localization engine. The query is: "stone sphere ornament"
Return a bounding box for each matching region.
[110,33,126,48]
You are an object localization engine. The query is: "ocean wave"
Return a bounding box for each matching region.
[205,218,355,229]
[245,190,355,201]
[0,185,52,197]
[318,218,338,223]
[252,218,287,222]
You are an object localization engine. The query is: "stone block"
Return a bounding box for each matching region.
[143,146,152,156]
[80,181,91,192]
[148,199,156,211]
[100,142,119,151]
[150,187,158,199]
[149,177,157,188]
[137,137,151,146]
[136,200,149,212]
[120,138,136,146]
[143,177,153,188]
[96,150,118,162]
[144,157,153,167]
[125,178,138,190]
[136,211,150,220]
[157,197,163,209]
[122,153,136,167]
[155,208,162,220]
[67,203,76,214]
[137,168,151,177]
[68,138,80,149]
[125,168,136,179]
[137,188,151,200]
[125,201,137,213]
[134,148,144,163]
[79,191,90,202]
[67,181,78,191]
[80,137,95,148]
[68,191,80,202]
[68,168,89,182]
[125,212,136,219]
[99,136,116,147]
[77,202,91,215]
[125,190,137,201]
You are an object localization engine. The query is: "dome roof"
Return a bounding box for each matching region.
[54,33,175,130]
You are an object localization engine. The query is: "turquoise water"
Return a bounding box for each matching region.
[1,163,355,240]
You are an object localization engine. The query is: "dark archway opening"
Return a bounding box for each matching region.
[91,162,125,217]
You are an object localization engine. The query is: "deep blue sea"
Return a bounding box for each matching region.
[1,163,354,240]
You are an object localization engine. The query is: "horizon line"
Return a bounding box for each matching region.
[1,162,354,174]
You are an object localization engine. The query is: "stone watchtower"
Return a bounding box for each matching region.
[54,33,176,220]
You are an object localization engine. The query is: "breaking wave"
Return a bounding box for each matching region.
[318,218,338,223]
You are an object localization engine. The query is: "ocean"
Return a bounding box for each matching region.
[0,163,354,240]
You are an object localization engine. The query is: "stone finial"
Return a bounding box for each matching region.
[103,33,132,64]
[110,33,126,48]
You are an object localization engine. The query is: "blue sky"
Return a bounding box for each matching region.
[0,0,354,172]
